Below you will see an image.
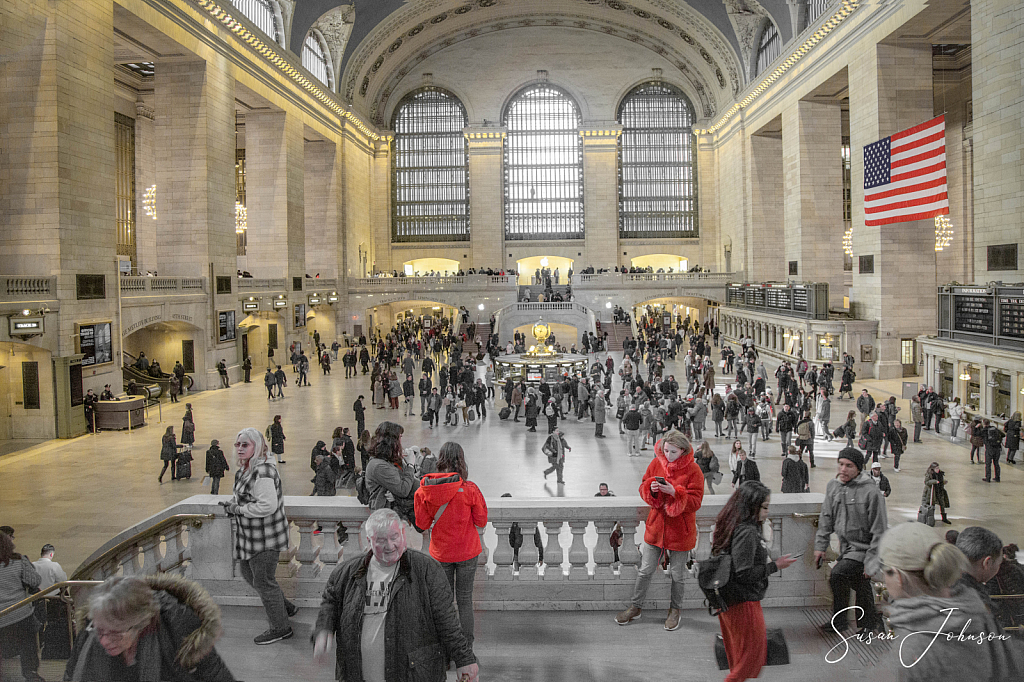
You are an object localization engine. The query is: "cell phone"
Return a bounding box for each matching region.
[788,551,805,560]
[816,554,825,569]
[655,476,667,485]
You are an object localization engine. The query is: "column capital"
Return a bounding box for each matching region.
[579,124,623,149]
[464,126,506,155]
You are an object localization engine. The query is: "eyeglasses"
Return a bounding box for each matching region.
[86,621,145,640]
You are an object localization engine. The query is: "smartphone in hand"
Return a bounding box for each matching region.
[655,476,667,485]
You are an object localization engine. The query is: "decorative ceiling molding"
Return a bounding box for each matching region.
[312,4,356,88]
[722,0,771,82]
[365,14,722,125]
[278,0,295,49]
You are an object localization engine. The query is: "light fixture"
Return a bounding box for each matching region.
[987,379,999,388]
[959,370,972,381]
[605,302,612,309]
[843,227,853,256]
[22,309,30,316]
[235,201,247,234]
[934,215,953,251]
[478,303,484,310]
[143,185,157,219]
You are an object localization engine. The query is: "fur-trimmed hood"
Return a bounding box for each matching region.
[77,573,223,670]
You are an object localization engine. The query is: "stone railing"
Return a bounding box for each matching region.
[83,495,827,611]
[575,272,735,286]
[1,276,56,301]
[236,278,288,291]
[120,277,207,295]
[306,278,338,290]
[347,275,517,294]
[72,514,214,582]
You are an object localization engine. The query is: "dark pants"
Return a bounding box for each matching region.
[514,405,521,421]
[298,371,309,386]
[829,558,879,631]
[429,409,439,427]
[239,549,294,632]
[440,556,478,647]
[211,475,223,494]
[922,409,932,428]
[914,422,922,442]
[798,442,814,466]
[985,449,1002,481]
[892,450,902,470]
[356,420,365,439]
[0,616,40,679]
[244,368,251,382]
[595,423,604,437]
[159,459,177,480]
[543,458,564,483]
[220,372,229,388]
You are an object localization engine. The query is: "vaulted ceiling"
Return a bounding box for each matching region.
[290,0,793,125]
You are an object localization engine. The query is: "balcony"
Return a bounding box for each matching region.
[0,276,56,303]
[347,274,516,295]
[575,271,735,287]
[236,278,288,291]
[119,276,206,296]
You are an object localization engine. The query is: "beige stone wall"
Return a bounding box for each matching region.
[304,140,339,279]
[749,132,786,282]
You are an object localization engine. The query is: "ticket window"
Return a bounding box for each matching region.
[965,367,981,412]
[992,372,1011,418]
[939,361,954,400]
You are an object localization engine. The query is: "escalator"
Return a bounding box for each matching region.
[121,351,194,399]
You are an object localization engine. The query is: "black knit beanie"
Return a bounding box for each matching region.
[838,447,865,472]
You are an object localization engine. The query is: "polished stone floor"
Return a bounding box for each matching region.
[1,347,1022,680]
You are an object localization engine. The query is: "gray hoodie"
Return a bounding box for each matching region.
[814,471,888,575]
[886,584,1023,681]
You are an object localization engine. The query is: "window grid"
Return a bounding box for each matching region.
[231,0,277,41]
[503,85,584,240]
[391,88,470,243]
[842,135,853,271]
[617,83,698,238]
[114,113,137,271]
[302,33,330,87]
[807,0,836,25]
[236,149,247,256]
[755,21,781,76]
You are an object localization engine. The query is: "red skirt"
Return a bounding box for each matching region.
[718,600,767,681]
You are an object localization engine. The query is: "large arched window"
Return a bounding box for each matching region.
[301,31,334,90]
[755,20,781,76]
[391,88,470,242]
[231,0,282,45]
[617,82,698,238]
[503,84,584,240]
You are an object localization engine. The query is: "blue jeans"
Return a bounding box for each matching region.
[441,556,479,646]
[240,549,294,632]
[630,543,688,610]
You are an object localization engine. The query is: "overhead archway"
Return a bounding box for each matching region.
[403,257,461,276]
[515,255,574,286]
[630,254,689,273]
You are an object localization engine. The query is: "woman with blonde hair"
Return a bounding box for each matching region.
[879,522,1023,680]
[218,427,295,645]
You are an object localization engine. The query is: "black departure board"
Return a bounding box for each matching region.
[766,288,792,310]
[954,295,994,334]
[793,288,808,312]
[999,296,1024,338]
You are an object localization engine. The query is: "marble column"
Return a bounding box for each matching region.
[465,128,505,269]
[580,125,622,268]
[749,132,786,282]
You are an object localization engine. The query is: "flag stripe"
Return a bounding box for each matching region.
[865,176,948,203]
[865,191,948,214]
[866,165,946,198]
[890,157,946,181]
[892,130,945,156]
[892,142,946,169]
[862,115,948,226]
[891,115,946,142]
[865,205,949,226]
[866,196,949,219]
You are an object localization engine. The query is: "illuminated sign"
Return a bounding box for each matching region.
[243,301,260,311]
[9,317,43,335]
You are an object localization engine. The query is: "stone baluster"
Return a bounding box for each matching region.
[543,521,565,581]
[617,520,641,581]
[491,522,515,581]
[693,519,714,562]
[319,521,341,567]
[139,536,162,574]
[476,526,489,579]
[163,524,187,570]
[593,520,616,579]
[567,521,590,580]
[121,548,142,577]
[339,520,362,563]
[517,522,540,581]
[770,517,783,559]
[293,519,322,578]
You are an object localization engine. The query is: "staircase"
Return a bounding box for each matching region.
[517,284,570,302]
[459,321,492,349]
[603,322,633,351]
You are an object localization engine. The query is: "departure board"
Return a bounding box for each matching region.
[793,288,808,312]
[726,282,827,319]
[999,296,1024,338]
[766,287,792,310]
[954,295,994,334]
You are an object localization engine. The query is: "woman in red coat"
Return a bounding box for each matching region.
[414,442,488,646]
[615,431,705,631]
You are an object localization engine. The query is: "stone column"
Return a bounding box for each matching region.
[244,110,305,281]
[304,140,339,279]
[581,125,622,268]
[971,0,1024,280]
[749,132,785,282]
[153,59,237,279]
[782,100,845,308]
[465,127,505,269]
[849,43,936,379]
[134,103,158,276]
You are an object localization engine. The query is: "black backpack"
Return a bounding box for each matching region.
[355,472,371,505]
[697,553,733,615]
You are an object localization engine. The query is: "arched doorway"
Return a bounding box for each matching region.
[122,319,206,390]
[630,254,688,273]
[0,341,55,444]
[515,255,574,286]
[403,257,461,276]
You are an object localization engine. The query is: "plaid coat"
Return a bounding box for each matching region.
[232,462,289,560]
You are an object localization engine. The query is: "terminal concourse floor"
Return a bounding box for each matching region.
[1,349,1022,574]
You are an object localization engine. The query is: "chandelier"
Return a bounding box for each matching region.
[143,185,157,220]
[235,201,247,234]
[842,226,853,256]
[934,215,953,251]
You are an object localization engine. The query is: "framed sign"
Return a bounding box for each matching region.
[294,304,306,328]
[78,322,113,367]
[218,310,236,342]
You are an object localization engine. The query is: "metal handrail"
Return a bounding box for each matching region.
[0,580,103,621]
[71,513,215,581]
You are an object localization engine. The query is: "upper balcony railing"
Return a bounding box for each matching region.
[75,494,827,610]
[348,274,517,293]
[236,278,288,291]
[1,276,56,302]
[306,278,338,290]
[575,272,735,286]
[120,276,206,296]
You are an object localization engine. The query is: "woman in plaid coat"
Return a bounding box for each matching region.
[219,426,297,645]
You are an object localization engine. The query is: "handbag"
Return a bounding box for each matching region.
[714,628,790,670]
[918,486,936,526]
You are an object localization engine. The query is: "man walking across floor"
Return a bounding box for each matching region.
[856,389,875,428]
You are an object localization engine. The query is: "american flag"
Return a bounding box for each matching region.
[863,115,948,227]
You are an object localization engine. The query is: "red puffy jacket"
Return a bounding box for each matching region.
[639,439,705,551]
[414,473,488,563]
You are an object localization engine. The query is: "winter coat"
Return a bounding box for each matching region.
[731,458,760,487]
[776,409,797,433]
[869,472,891,497]
[65,573,235,681]
[638,439,705,552]
[594,395,606,424]
[922,469,950,509]
[180,420,195,446]
[861,419,885,449]
[161,434,177,461]
[744,414,761,433]
[911,400,924,424]
[205,445,229,478]
[690,400,707,426]
[856,393,875,415]
[414,473,488,563]
[511,387,523,406]
[889,426,908,457]
[718,522,778,605]
[364,457,419,523]
[711,398,725,422]
[313,550,476,682]
[1006,419,1021,449]
[269,422,285,455]
[388,380,403,399]
[780,455,808,493]
[816,397,831,423]
[886,584,1023,682]
[0,554,39,628]
[814,471,888,575]
[312,459,338,497]
[310,441,331,472]
[695,452,720,487]
[622,409,642,431]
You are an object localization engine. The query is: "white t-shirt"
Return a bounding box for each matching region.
[361,558,399,682]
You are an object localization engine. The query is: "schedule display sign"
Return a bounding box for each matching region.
[725,283,828,320]
[937,286,1024,350]
[79,322,112,367]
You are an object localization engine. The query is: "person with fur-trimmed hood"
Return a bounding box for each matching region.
[63,573,235,681]
[615,430,705,631]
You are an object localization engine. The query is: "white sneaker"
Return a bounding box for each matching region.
[893,467,901,472]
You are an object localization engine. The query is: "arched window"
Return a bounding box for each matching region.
[806,0,836,25]
[503,84,583,240]
[755,21,781,76]
[617,82,698,238]
[302,31,333,90]
[231,0,281,46]
[391,88,470,242]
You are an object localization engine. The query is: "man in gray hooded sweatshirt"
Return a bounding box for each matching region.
[814,447,888,634]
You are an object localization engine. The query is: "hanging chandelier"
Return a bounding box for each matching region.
[934,215,953,251]
[235,201,247,234]
[842,226,853,256]
[143,185,157,220]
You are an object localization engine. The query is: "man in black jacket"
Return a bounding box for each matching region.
[776,403,797,455]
